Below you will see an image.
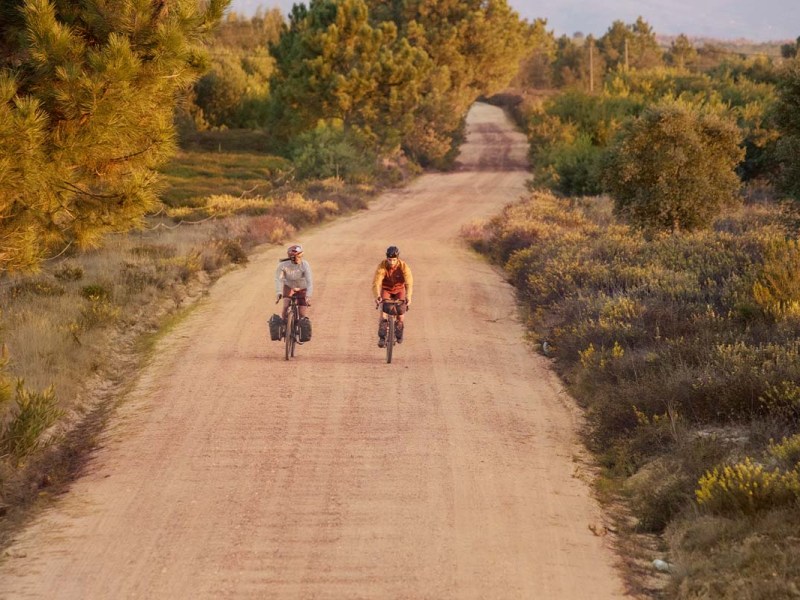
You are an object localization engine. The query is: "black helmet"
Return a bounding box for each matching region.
[386,245,400,258]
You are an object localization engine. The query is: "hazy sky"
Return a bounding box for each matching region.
[227,0,800,42]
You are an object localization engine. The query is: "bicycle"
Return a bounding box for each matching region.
[376,299,407,364]
[277,295,303,361]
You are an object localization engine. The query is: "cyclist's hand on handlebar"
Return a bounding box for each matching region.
[276,293,282,302]
[376,296,383,305]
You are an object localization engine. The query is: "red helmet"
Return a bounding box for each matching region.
[287,244,303,257]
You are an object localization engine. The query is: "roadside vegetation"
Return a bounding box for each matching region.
[469,22,800,600]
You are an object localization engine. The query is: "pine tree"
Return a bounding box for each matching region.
[599,17,663,72]
[774,57,800,201]
[268,0,429,152]
[667,34,697,70]
[0,0,229,273]
[513,19,557,90]
[373,0,527,164]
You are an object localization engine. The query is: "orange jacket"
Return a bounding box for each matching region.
[372,259,413,300]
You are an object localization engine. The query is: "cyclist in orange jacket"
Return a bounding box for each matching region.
[372,245,413,347]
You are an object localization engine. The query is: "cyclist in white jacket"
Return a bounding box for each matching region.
[275,244,313,338]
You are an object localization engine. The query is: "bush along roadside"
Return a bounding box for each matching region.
[463,190,800,598]
[0,176,380,536]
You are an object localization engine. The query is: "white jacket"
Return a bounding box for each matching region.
[275,258,313,297]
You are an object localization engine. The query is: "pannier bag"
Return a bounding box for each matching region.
[299,317,312,342]
[381,301,405,316]
[268,314,283,341]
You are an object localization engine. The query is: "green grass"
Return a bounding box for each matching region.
[159,149,292,208]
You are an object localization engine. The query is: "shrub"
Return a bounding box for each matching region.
[0,381,63,464]
[53,263,84,281]
[80,284,110,303]
[759,380,800,423]
[130,244,178,258]
[604,100,744,233]
[219,239,248,265]
[540,133,605,196]
[10,279,66,298]
[80,299,120,329]
[270,193,336,227]
[204,194,271,217]
[121,262,165,292]
[625,457,694,531]
[290,122,376,182]
[769,434,800,468]
[245,215,296,245]
[696,457,800,515]
[0,340,11,408]
[752,237,800,320]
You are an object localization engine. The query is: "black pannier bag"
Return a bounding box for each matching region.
[299,317,312,342]
[268,314,283,341]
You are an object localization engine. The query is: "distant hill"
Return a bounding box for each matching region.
[227,0,291,17]
[656,35,789,57]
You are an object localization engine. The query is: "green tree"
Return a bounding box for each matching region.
[667,34,697,70]
[781,37,800,59]
[604,101,744,232]
[290,119,375,181]
[774,57,800,200]
[628,17,663,69]
[193,49,274,129]
[0,0,229,273]
[551,34,593,88]
[599,17,663,71]
[194,55,250,128]
[213,7,283,50]
[368,0,527,165]
[268,0,428,154]
[513,18,557,89]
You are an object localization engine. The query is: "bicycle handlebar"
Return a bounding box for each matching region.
[375,299,409,310]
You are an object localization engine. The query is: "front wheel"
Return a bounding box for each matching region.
[284,310,295,360]
[386,316,395,363]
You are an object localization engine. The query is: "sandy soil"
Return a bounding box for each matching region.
[0,102,628,599]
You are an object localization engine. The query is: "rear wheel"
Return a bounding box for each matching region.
[291,309,298,357]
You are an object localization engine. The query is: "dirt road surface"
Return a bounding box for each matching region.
[0,103,628,599]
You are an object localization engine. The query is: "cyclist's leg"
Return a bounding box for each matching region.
[378,315,389,347]
[393,290,406,342]
[296,289,309,319]
[378,290,390,347]
[281,285,292,321]
[296,290,311,342]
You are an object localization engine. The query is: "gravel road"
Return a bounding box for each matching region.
[0,102,628,599]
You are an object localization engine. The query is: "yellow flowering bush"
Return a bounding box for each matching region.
[768,434,800,468]
[205,194,271,217]
[696,457,800,515]
[753,237,800,320]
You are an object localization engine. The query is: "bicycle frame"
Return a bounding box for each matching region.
[377,299,405,364]
[279,295,302,360]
